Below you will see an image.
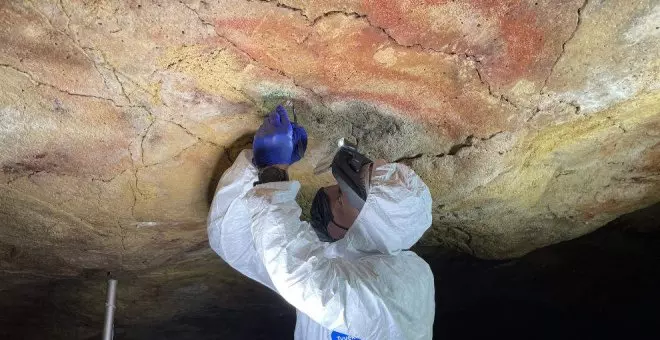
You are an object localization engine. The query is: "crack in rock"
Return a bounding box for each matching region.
[126,141,140,219]
[254,0,310,20]
[393,154,424,163]
[395,131,505,162]
[106,58,132,104]
[90,169,131,183]
[140,121,157,165]
[475,66,519,109]
[541,0,589,94]
[162,119,223,149]
[451,226,475,256]
[0,63,122,106]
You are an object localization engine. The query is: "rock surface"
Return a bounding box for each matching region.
[0,0,659,315]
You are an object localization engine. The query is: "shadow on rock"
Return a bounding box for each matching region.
[206,133,254,205]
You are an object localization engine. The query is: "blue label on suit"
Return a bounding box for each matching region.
[330,331,361,340]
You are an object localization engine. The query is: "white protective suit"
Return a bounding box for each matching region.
[208,150,435,340]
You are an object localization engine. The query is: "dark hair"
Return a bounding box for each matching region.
[310,188,334,242]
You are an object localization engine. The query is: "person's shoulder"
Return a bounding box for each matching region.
[353,251,434,324]
[397,250,434,280]
[355,251,434,286]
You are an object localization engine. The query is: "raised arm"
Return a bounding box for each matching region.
[207,149,274,288]
[207,104,307,289]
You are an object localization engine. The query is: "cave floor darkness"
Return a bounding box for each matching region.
[1,203,658,340]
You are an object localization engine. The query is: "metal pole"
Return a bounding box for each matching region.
[102,279,118,340]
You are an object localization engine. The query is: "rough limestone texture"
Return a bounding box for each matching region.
[0,0,659,326]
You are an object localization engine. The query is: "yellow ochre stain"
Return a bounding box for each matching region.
[521,91,660,167]
[473,90,660,206]
[147,81,163,106]
[158,44,252,103]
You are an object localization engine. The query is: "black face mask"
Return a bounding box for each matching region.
[310,189,350,242]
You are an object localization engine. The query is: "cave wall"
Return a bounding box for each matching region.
[0,0,658,287]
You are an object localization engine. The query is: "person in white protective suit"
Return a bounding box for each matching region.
[207,105,435,340]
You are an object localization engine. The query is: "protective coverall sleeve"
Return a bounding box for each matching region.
[207,149,275,289]
[244,163,434,340]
